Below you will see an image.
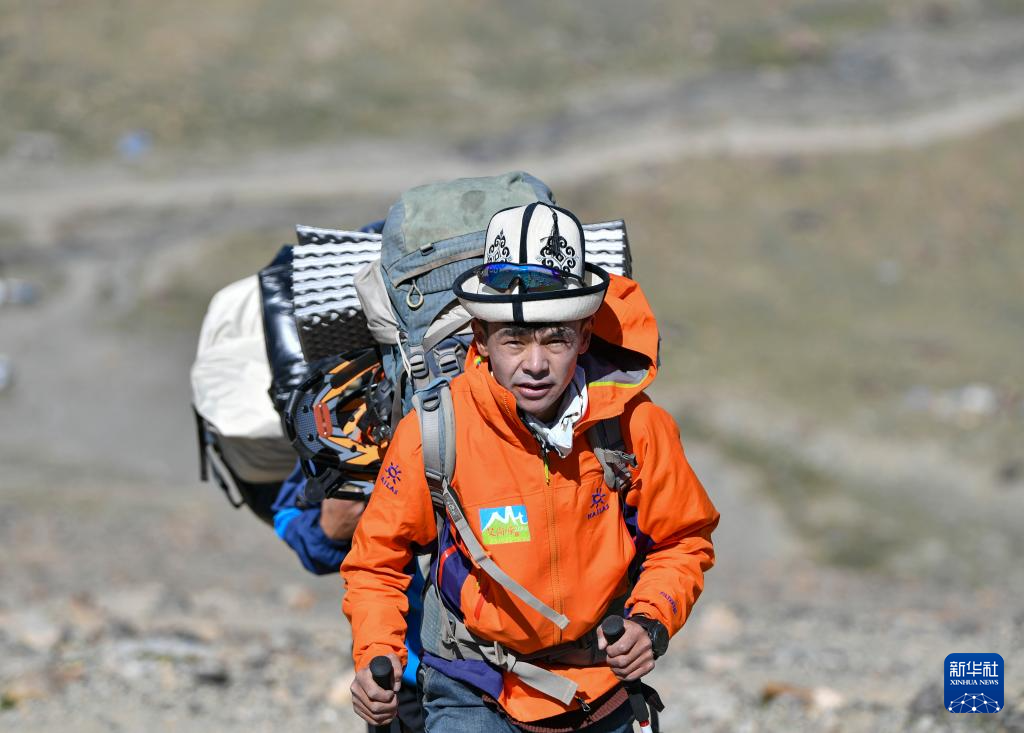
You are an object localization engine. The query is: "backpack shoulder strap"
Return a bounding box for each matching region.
[412,378,457,513]
[587,415,638,495]
[413,379,570,630]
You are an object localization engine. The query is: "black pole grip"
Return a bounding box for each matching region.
[601,615,652,726]
[369,656,395,733]
[602,615,626,645]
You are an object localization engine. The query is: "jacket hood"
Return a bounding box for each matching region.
[462,274,660,436]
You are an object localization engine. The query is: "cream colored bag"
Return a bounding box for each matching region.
[190,276,296,490]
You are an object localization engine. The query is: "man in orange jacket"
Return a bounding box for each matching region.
[342,202,719,731]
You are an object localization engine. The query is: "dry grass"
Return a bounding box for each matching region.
[0,0,920,160]
[565,118,1024,465]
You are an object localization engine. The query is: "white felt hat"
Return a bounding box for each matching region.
[453,203,610,324]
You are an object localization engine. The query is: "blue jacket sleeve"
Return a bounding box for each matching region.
[272,461,423,684]
[272,462,350,575]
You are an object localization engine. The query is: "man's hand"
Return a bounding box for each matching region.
[597,619,655,681]
[319,498,365,541]
[350,653,402,727]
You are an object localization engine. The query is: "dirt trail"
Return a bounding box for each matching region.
[4,14,1024,247]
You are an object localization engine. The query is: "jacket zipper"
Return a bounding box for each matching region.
[540,442,562,644]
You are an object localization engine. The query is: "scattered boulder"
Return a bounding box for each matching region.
[906,681,944,723]
[999,697,1024,732]
[902,383,1001,424]
[667,676,746,729]
[1,610,66,654]
[325,670,355,708]
[5,131,62,164]
[65,593,109,642]
[193,658,231,687]
[104,635,224,686]
[96,583,174,628]
[2,670,53,705]
[692,603,744,648]
[240,642,272,670]
[148,615,223,644]
[762,681,845,716]
[781,26,826,62]
[998,460,1022,486]
[702,652,742,674]
[279,584,317,612]
[191,587,244,619]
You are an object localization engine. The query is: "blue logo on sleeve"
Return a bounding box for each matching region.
[944,653,1003,713]
[381,462,402,495]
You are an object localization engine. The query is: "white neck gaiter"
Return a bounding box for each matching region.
[521,366,588,458]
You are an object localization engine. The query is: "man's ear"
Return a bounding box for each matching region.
[577,316,594,355]
[471,319,489,358]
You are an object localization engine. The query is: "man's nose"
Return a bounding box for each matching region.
[522,343,549,375]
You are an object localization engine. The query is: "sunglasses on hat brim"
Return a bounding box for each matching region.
[479,263,583,293]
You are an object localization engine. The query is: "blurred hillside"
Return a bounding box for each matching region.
[0,0,933,160]
[1,1,1023,731]
[2,0,1022,164]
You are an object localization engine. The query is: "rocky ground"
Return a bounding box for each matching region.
[1,441,1021,732]
[2,7,1023,731]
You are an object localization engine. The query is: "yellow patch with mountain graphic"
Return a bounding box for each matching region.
[479,505,531,545]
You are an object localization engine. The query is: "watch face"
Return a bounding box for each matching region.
[651,624,669,656]
[635,616,669,657]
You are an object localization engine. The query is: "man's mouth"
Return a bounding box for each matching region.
[515,383,553,399]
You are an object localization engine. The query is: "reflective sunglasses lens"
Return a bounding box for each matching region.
[518,270,565,292]
[480,263,518,289]
[480,263,567,292]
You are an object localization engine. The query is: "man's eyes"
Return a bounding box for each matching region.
[498,335,572,348]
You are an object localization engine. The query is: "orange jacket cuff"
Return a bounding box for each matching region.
[355,643,408,672]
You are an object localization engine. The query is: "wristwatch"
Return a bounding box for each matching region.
[631,615,669,659]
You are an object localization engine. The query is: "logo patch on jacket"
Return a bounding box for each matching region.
[479,505,531,545]
[381,463,401,495]
[588,489,610,519]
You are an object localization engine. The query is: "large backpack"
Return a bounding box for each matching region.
[192,172,640,683]
[280,173,643,708]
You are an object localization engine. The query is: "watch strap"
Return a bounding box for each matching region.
[631,614,669,659]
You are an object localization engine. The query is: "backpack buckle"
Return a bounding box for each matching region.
[436,349,461,376]
[408,351,429,381]
[419,392,441,412]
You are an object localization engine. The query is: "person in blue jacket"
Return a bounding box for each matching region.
[272,462,425,733]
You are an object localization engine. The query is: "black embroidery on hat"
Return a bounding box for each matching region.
[487,229,510,261]
[540,210,577,274]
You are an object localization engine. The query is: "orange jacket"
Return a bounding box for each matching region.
[341,275,719,722]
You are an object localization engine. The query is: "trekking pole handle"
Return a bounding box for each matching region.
[369,655,396,733]
[601,616,654,733]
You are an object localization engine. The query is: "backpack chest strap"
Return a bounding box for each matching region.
[424,586,630,707]
[424,589,579,706]
[415,380,570,631]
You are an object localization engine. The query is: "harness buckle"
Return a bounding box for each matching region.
[436,349,461,375]
[408,351,429,381]
[420,392,441,412]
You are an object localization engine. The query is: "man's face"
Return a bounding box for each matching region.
[473,318,593,422]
